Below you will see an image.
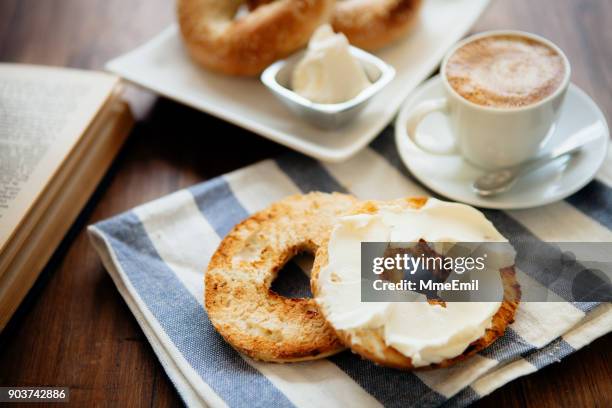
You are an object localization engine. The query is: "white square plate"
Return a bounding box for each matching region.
[107,0,490,162]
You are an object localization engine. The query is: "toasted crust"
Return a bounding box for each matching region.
[311,197,521,369]
[332,0,424,50]
[177,0,335,76]
[205,192,358,362]
[247,0,424,51]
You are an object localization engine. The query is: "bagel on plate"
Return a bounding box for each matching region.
[248,0,424,50]
[177,0,335,76]
[332,0,423,50]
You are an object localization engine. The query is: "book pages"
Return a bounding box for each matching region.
[0,98,133,329]
[0,65,118,252]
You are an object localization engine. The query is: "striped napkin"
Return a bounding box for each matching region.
[88,128,612,408]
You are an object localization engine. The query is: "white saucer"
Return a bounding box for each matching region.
[394,76,609,209]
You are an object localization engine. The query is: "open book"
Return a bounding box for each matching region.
[0,64,133,330]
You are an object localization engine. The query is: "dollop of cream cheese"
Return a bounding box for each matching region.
[316,198,514,367]
[291,24,371,104]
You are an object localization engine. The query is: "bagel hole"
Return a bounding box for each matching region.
[270,253,314,299]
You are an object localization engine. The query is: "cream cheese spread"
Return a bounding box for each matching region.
[291,24,371,104]
[315,198,513,367]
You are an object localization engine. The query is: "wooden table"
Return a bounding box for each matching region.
[1,0,610,406]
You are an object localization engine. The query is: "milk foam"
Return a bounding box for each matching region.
[446,35,565,108]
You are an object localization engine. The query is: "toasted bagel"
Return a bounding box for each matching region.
[332,0,423,50]
[177,0,335,76]
[205,192,358,362]
[311,197,521,369]
[248,0,423,50]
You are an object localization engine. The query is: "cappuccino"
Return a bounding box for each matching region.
[445,34,566,108]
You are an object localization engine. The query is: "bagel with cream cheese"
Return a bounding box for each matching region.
[311,197,521,369]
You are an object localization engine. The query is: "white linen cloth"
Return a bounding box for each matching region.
[89,129,612,407]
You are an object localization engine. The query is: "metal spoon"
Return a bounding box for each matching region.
[473,123,604,197]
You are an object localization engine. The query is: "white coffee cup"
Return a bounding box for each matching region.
[402,30,571,170]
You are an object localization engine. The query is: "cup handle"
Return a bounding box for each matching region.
[405,97,456,155]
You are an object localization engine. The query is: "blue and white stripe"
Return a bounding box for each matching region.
[89,127,612,408]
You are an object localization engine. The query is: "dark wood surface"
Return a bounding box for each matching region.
[1,0,610,407]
